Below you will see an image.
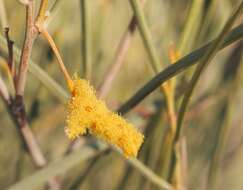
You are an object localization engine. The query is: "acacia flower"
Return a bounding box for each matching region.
[37,22,144,157]
[65,78,144,157]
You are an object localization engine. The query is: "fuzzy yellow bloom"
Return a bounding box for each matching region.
[65,78,144,157]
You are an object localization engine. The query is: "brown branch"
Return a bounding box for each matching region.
[16,0,38,96]
[37,28,72,86]
[98,0,146,99]
[4,27,16,85]
[4,28,14,70]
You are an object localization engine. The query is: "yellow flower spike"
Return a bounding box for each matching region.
[65,78,144,157]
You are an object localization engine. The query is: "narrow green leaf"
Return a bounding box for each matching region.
[176,1,243,143]
[129,0,161,73]
[118,23,243,114]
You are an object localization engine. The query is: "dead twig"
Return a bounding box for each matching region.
[98,0,146,98]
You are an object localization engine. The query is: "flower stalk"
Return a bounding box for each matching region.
[35,1,144,158]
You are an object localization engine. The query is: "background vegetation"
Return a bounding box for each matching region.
[0,0,242,190]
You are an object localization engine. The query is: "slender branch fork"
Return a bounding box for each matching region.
[10,0,43,166]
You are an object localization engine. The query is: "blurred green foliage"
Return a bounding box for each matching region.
[0,0,242,190]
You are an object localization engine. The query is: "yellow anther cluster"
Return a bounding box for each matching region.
[65,78,144,157]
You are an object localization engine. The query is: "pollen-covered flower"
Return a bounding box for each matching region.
[65,78,144,157]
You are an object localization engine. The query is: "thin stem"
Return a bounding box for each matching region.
[98,0,146,98]
[118,23,243,115]
[4,28,15,84]
[16,0,37,96]
[129,0,161,73]
[80,0,92,80]
[198,0,219,43]
[158,51,178,180]
[173,137,188,190]
[158,125,175,179]
[39,29,73,88]
[35,0,72,88]
[37,0,49,20]
[21,123,47,167]
[178,0,204,55]
[127,158,173,190]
